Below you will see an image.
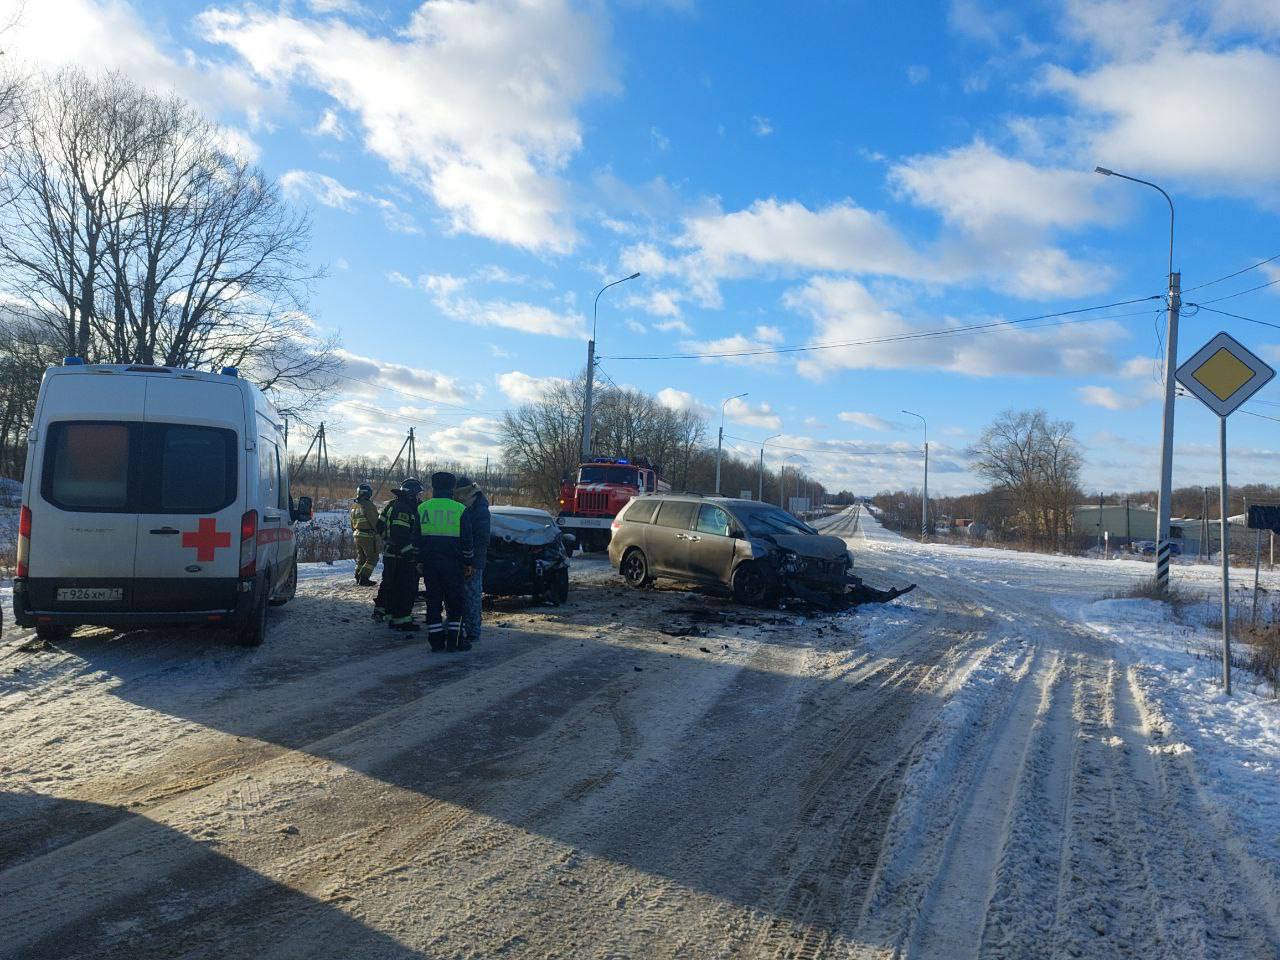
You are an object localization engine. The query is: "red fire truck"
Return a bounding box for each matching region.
[556,457,670,552]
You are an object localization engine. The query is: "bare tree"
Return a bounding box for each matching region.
[0,69,337,409]
[969,408,1082,546]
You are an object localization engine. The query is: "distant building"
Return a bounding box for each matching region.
[1073,503,1225,554]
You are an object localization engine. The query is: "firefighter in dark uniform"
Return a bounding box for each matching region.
[349,482,381,586]
[373,477,423,631]
[417,471,474,652]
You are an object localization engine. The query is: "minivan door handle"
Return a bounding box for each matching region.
[149,527,180,535]
[262,514,281,523]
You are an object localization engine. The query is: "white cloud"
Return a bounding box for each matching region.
[438,296,586,338]
[751,115,774,137]
[681,198,924,279]
[890,139,1113,232]
[725,396,782,430]
[625,319,647,334]
[656,387,713,418]
[680,330,782,367]
[2,0,272,124]
[1044,41,1280,189]
[497,370,569,404]
[906,64,930,84]
[785,276,1125,379]
[334,349,479,403]
[838,411,895,431]
[650,126,671,152]
[650,195,1110,303]
[201,0,618,253]
[309,107,348,140]
[280,170,421,233]
[387,271,413,288]
[655,318,694,335]
[1077,384,1148,410]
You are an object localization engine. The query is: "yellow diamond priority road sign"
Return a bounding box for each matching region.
[1176,331,1274,417]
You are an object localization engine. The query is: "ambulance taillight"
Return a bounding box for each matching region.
[16,505,31,578]
[239,510,258,578]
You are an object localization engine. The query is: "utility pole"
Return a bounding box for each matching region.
[1096,166,1178,592]
[758,433,780,501]
[581,272,640,461]
[903,410,928,540]
[714,392,748,495]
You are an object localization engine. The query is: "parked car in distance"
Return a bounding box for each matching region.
[607,494,853,606]
[1135,540,1182,556]
[13,359,311,647]
[483,506,571,604]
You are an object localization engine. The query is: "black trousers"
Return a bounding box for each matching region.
[422,554,466,642]
[379,554,419,624]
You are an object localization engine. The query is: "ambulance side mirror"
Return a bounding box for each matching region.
[292,495,313,523]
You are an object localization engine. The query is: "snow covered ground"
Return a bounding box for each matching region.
[1,507,1277,958]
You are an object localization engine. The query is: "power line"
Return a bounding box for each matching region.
[1186,303,1280,331]
[1184,253,1280,293]
[601,295,1163,361]
[1192,276,1280,305]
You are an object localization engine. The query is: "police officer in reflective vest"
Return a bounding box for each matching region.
[349,482,380,586]
[374,477,423,630]
[418,472,474,652]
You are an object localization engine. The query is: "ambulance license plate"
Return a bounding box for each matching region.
[56,587,123,602]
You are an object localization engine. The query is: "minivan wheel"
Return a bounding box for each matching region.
[35,624,73,642]
[270,557,298,607]
[551,566,570,604]
[235,582,269,647]
[732,562,775,606]
[622,548,651,589]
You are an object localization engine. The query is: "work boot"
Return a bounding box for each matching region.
[371,609,385,623]
[428,633,447,653]
[358,577,378,587]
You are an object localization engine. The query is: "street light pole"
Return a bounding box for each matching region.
[715,392,748,494]
[1096,166,1178,592]
[581,272,641,461]
[902,409,928,540]
[759,433,781,501]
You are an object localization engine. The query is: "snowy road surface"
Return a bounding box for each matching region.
[1,509,1278,959]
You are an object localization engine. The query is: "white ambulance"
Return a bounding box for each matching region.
[13,359,312,646]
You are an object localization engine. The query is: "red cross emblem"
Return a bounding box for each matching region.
[182,518,231,562]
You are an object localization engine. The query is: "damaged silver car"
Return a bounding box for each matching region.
[483,506,572,605]
[607,494,913,609]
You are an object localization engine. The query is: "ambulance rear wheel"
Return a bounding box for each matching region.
[235,583,269,647]
[35,624,72,642]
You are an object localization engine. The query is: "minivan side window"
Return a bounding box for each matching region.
[653,500,697,529]
[258,438,278,510]
[154,426,237,513]
[695,504,732,537]
[45,422,132,510]
[624,500,657,524]
[275,446,289,511]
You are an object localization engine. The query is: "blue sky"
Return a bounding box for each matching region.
[8,0,1280,494]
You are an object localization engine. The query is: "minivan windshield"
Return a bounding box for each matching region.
[579,465,639,486]
[738,506,818,537]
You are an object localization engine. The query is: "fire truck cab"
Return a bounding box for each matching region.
[556,457,669,552]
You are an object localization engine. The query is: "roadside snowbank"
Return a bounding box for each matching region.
[1068,595,1280,902]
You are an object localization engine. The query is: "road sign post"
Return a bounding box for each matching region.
[1176,331,1276,695]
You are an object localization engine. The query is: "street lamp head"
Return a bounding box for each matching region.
[1094,166,1114,176]
[627,272,641,280]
